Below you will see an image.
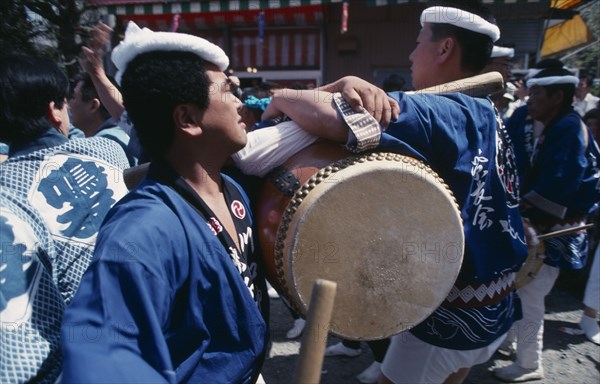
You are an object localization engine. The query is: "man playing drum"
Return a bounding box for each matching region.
[255,1,529,382]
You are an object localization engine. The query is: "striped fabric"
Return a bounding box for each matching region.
[87,0,545,71]
[232,28,320,69]
[109,5,325,30]
[106,5,324,70]
[89,0,344,15]
[368,0,543,4]
[88,0,544,15]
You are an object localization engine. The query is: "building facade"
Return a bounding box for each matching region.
[88,0,556,89]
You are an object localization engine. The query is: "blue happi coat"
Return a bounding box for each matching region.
[0,193,62,383]
[507,106,600,270]
[378,92,527,350]
[62,162,268,384]
[0,129,130,383]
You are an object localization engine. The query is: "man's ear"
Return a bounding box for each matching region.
[173,104,202,136]
[438,37,455,63]
[48,101,64,128]
[89,98,102,113]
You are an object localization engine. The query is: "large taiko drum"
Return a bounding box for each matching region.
[257,141,465,340]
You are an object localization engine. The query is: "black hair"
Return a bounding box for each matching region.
[0,54,69,142]
[240,88,265,122]
[72,72,114,120]
[259,80,282,92]
[288,81,309,90]
[544,84,575,112]
[578,72,595,87]
[120,51,212,159]
[382,74,406,92]
[533,58,564,70]
[427,0,496,73]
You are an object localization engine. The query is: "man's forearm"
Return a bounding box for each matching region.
[89,69,125,121]
[268,89,349,143]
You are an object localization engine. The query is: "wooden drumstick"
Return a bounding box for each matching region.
[407,71,504,98]
[293,279,337,384]
[537,223,594,241]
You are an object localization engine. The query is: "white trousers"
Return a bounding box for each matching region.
[583,246,600,312]
[381,330,506,384]
[505,263,560,369]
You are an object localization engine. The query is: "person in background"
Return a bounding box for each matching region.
[0,53,130,382]
[575,106,600,345]
[259,1,528,382]
[577,245,600,345]
[324,338,391,383]
[79,21,147,163]
[79,22,126,125]
[239,91,272,132]
[494,60,600,383]
[258,80,282,97]
[507,78,529,116]
[492,81,518,121]
[69,71,137,165]
[573,73,599,117]
[481,44,518,120]
[482,44,514,82]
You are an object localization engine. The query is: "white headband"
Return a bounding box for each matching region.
[526,65,572,81]
[491,46,514,58]
[420,6,500,42]
[502,92,515,101]
[525,68,543,80]
[111,21,229,85]
[527,75,579,88]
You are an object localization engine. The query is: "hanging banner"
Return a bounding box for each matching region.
[341,0,349,34]
[258,11,265,44]
[169,13,180,31]
[541,14,595,57]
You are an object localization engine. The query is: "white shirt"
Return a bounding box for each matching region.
[232,121,318,177]
[573,92,600,117]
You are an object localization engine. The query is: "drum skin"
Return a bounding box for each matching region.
[257,141,464,340]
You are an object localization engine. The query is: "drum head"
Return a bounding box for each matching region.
[275,153,464,340]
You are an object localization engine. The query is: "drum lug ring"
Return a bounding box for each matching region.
[268,166,301,196]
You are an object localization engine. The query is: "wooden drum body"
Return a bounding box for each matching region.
[257,142,464,340]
